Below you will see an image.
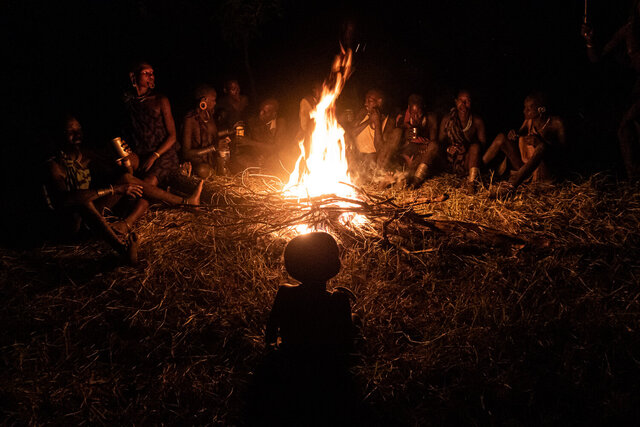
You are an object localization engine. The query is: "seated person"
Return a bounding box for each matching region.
[181,85,230,178]
[395,94,439,187]
[582,10,640,179]
[286,81,323,176]
[483,93,566,195]
[265,232,354,359]
[345,88,402,179]
[122,61,180,187]
[230,98,287,174]
[216,79,249,132]
[46,115,203,264]
[439,89,486,184]
[296,80,323,146]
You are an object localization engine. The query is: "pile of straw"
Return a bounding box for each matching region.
[1,173,639,424]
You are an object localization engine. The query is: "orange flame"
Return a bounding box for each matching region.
[284,50,356,199]
[283,49,366,233]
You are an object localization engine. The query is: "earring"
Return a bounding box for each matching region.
[199,99,207,110]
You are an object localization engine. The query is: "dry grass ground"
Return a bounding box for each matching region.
[1,173,639,425]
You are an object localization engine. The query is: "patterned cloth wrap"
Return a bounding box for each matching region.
[57,151,91,191]
[123,91,179,184]
[444,107,471,175]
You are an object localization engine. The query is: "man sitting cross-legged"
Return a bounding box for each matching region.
[482,93,566,197]
[45,115,202,264]
[438,89,486,187]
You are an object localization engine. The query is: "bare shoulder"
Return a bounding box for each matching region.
[157,94,171,108]
[550,115,565,127]
[47,158,64,177]
[240,95,249,109]
[473,115,485,127]
[183,112,197,125]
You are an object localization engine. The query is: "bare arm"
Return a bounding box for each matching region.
[474,117,487,146]
[371,111,385,153]
[181,116,214,161]
[427,113,438,142]
[603,23,628,56]
[274,117,288,149]
[550,117,566,147]
[527,117,566,147]
[141,96,178,172]
[347,109,371,139]
[48,162,141,207]
[157,96,177,155]
[438,116,449,144]
[583,22,628,62]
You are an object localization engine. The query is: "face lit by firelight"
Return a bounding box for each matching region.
[259,102,278,123]
[455,91,471,115]
[408,103,424,124]
[64,117,83,145]
[364,91,383,113]
[226,80,241,98]
[132,63,155,94]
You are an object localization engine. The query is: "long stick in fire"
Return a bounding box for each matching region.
[584,0,588,24]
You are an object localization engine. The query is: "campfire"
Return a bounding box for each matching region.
[283,49,367,234]
[169,47,526,249]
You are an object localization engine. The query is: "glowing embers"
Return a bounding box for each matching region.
[283,49,367,232]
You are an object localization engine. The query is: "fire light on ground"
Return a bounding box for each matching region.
[283,49,367,233]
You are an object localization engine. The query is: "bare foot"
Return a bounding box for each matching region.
[179,162,192,177]
[185,180,203,205]
[124,232,139,265]
[111,220,130,236]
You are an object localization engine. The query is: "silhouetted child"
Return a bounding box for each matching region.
[247,232,360,426]
[265,231,354,360]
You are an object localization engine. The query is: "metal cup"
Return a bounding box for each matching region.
[112,137,129,157]
[409,127,418,141]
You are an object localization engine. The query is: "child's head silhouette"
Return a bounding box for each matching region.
[284,232,341,283]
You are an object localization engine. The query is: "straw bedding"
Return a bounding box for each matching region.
[1,173,639,424]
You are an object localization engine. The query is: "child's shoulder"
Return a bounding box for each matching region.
[328,287,356,309]
[275,283,300,298]
[331,286,356,301]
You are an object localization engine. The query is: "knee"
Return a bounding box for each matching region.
[143,175,158,186]
[494,133,506,147]
[194,163,214,179]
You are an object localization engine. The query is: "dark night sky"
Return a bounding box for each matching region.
[1,0,637,225]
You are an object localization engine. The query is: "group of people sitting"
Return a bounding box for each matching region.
[339,88,566,195]
[45,58,569,264]
[44,58,311,263]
